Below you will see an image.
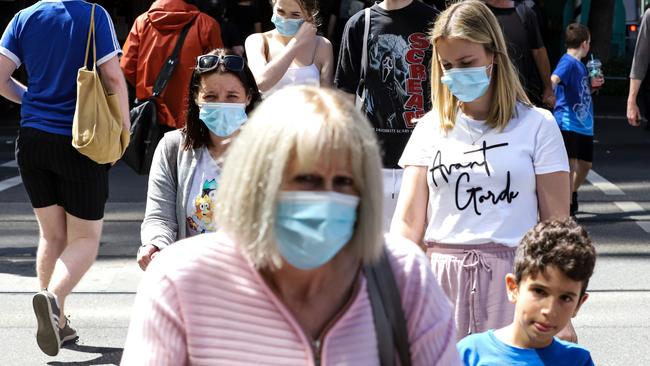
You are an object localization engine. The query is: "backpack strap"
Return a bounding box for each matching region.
[364,248,412,366]
[152,19,195,97]
[361,8,370,80]
[356,8,371,108]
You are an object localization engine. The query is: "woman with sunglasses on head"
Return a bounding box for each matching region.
[136,48,261,271]
[391,1,572,341]
[244,0,333,95]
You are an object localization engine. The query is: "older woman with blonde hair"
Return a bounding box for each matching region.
[121,86,460,365]
[392,1,571,340]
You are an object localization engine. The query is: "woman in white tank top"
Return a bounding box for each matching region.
[244,0,333,95]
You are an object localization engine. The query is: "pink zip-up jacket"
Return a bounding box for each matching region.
[121,232,460,365]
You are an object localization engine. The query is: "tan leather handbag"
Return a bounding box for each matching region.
[71,4,128,164]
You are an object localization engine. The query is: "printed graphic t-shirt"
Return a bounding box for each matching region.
[457,330,595,366]
[335,1,438,168]
[552,54,594,136]
[0,0,121,136]
[185,148,222,236]
[399,103,569,247]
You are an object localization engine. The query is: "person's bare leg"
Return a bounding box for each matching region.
[34,205,67,291]
[48,213,103,327]
[573,159,593,191]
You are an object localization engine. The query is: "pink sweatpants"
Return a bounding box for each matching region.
[426,243,516,341]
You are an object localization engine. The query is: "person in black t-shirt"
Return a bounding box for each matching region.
[335,0,438,230]
[486,0,555,108]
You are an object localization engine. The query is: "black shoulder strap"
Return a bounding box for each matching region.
[364,248,412,366]
[152,19,195,97]
[365,258,395,366]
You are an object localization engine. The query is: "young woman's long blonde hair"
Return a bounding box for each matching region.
[430,0,531,132]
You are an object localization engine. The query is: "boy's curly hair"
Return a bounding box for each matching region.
[515,218,596,297]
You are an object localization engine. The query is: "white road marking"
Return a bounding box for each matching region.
[0,160,17,168]
[614,201,650,233]
[0,160,21,192]
[0,176,21,192]
[584,170,649,233]
[586,170,625,196]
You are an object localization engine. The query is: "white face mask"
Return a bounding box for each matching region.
[271,13,304,36]
[198,102,248,137]
[440,63,493,103]
[274,191,359,270]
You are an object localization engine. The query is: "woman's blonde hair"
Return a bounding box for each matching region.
[215,86,384,269]
[430,0,530,132]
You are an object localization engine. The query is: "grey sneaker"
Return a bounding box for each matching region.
[59,317,78,346]
[32,290,61,356]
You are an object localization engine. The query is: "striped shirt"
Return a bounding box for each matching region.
[121,233,460,365]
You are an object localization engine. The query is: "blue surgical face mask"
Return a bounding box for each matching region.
[271,13,304,37]
[275,191,359,270]
[198,102,247,137]
[440,64,493,103]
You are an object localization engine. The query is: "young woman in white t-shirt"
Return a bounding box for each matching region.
[391,1,572,341]
[244,0,333,95]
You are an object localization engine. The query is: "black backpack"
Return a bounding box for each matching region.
[121,20,193,175]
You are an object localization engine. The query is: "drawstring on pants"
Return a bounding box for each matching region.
[462,249,492,335]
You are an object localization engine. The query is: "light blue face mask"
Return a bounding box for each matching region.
[198,102,247,137]
[440,64,493,103]
[275,191,359,270]
[271,13,304,37]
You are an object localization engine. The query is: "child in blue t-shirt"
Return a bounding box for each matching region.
[457,218,596,366]
[551,23,604,216]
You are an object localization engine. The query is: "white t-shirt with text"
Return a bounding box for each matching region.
[399,103,569,247]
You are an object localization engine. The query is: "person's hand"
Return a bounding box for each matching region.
[542,87,556,108]
[556,320,578,343]
[591,76,605,90]
[293,21,317,46]
[627,98,642,127]
[137,244,160,271]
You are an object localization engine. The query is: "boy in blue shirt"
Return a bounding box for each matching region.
[457,218,596,366]
[551,23,604,216]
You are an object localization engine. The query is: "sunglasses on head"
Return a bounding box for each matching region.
[196,54,245,73]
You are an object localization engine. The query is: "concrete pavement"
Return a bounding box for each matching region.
[0,199,143,365]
